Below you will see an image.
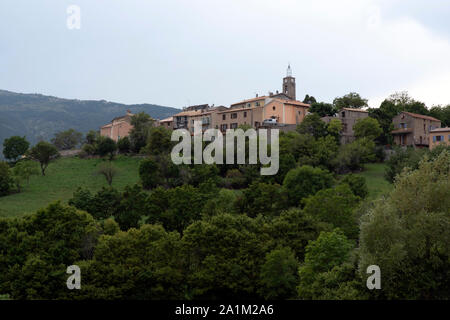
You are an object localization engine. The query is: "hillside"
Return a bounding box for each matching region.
[0,89,180,154]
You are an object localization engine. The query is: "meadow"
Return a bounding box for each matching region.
[0,156,141,218]
[0,156,392,218]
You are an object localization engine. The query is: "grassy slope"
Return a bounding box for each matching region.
[0,156,141,218]
[356,163,393,200]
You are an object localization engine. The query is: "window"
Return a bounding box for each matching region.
[230,123,238,129]
[424,123,426,133]
[244,111,247,118]
[343,123,348,132]
[222,114,226,120]
[341,111,345,118]
[272,106,276,110]
[400,123,406,129]
[220,124,228,131]
[256,102,260,107]
[247,103,251,108]
[231,113,237,119]
[255,121,260,128]
[436,135,443,142]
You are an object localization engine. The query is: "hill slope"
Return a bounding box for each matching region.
[0,89,180,151]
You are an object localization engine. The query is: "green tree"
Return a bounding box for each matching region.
[3,136,29,162]
[309,102,336,117]
[117,136,131,154]
[297,229,361,300]
[51,129,83,150]
[11,160,39,192]
[259,247,299,300]
[339,174,368,199]
[359,152,450,299]
[302,184,360,239]
[326,119,343,143]
[240,182,286,218]
[353,117,382,140]
[27,141,60,176]
[96,136,117,160]
[145,126,172,156]
[0,162,12,196]
[302,94,317,104]
[283,165,334,207]
[85,130,99,145]
[333,92,368,110]
[296,114,328,138]
[114,184,149,230]
[129,112,154,153]
[334,138,376,173]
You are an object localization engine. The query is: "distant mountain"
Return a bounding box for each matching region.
[0,89,180,155]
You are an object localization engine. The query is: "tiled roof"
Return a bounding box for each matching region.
[430,127,450,133]
[342,108,369,113]
[401,111,440,122]
[159,117,173,122]
[231,96,268,106]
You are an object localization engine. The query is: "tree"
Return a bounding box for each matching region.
[114,184,148,230]
[85,130,99,145]
[51,129,83,150]
[96,162,118,186]
[0,162,12,196]
[359,152,450,299]
[296,114,328,138]
[3,136,29,162]
[11,160,39,192]
[353,117,382,140]
[27,141,59,176]
[117,137,131,154]
[334,138,376,173]
[240,182,286,218]
[302,94,317,104]
[96,136,117,160]
[144,126,172,156]
[139,157,163,189]
[309,102,336,117]
[283,165,334,207]
[327,119,343,143]
[129,112,154,153]
[302,184,360,239]
[339,174,368,199]
[259,247,299,300]
[333,92,368,110]
[297,229,361,300]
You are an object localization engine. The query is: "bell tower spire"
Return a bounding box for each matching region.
[283,64,296,100]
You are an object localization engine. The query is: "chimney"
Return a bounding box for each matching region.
[269,92,273,97]
[276,90,279,94]
[256,93,259,98]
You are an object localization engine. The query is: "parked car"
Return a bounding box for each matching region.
[263,118,277,124]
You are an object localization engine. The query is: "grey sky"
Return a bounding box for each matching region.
[1,0,449,109]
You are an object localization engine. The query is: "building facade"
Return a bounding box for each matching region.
[100,110,134,142]
[391,112,441,147]
[429,127,450,150]
[321,108,369,144]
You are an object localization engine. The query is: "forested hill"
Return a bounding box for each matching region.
[0,89,180,148]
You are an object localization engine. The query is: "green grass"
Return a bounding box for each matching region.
[0,156,142,218]
[356,163,393,200]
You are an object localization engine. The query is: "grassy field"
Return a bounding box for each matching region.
[0,156,142,218]
[356,163,393,200]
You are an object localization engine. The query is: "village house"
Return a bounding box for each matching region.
[391,111,441,147]
[321,108,369,144]
[158,117,174,130]
[429,127,450,150]
[100,110,135,142]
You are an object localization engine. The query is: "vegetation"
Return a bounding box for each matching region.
[51,129,83,150]
[2,136,29,162]
[27,141,60,176]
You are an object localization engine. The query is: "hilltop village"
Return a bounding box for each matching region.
[100,65,450,150]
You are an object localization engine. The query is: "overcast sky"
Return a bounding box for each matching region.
[1,0,449,109]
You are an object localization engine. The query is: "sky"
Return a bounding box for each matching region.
[0,0,449,109]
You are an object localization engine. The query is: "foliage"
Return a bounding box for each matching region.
[51,129,83,150]
[283,165,334,207]
[309,102,336,117]
[333,92,368,110]
[117,137,131,154]
[334,138,376,173]
[27,141,60,176]
[359,152,450,299]
[339,174,368,199]
[259,247,299,299]
[96,162,118,186]
[129,112,154,153]
[144,126,173,156]
[296,114,328,138]
[3,136,30,162]
[384,146,427,183]
[0,162,12,196]
[353,117,382,140]
[11,160,39,192]
[96,136,117,160]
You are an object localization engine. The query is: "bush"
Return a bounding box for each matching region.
[117,137,131,154]
[96,136,117,160]
[0,162,12,196]
[339,174,368,199]
[283,165,334,207]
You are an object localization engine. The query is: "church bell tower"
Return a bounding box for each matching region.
[283,64,296,100]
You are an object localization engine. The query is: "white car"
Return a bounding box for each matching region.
[263,118,277,124]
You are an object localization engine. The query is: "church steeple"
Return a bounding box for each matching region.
[283,64,296,100]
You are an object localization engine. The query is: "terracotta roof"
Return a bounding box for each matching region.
[159,117,173,122]
[270,98,310,107]
[430,127,450,133]
[217,107,256,114]
[342,108,369,113]
[401,111,440,122]
[231,96,268,106]
[101,123,113,129]
[174,109,212,117]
